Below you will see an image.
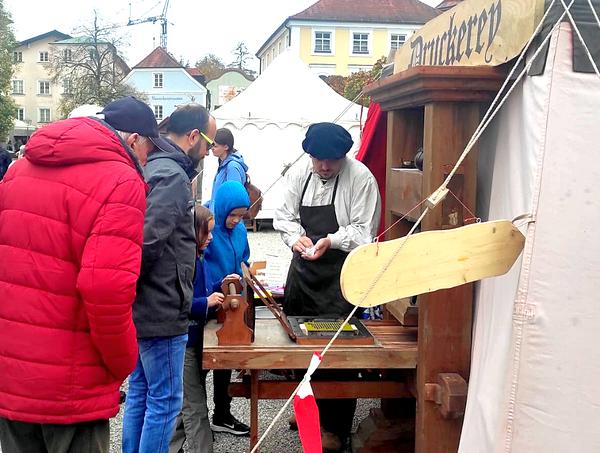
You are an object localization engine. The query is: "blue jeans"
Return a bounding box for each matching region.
[122,334,188,453]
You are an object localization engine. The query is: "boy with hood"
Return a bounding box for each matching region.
[204,181,251,436]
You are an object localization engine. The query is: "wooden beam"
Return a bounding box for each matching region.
[229,380,412,400]
[415,101,479,453]
[386,299,418,327]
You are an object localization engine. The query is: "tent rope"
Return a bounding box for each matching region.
[246,68,385,214]
[588,0,600,28]
[559,0,600,78]
[251,2,577,451]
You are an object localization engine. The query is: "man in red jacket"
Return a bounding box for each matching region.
[0,97,161,453]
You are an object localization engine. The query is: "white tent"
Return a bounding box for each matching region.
[459,22,600,452]
[12,119,36,136]
[206,50,366,218]
[68,104,103,118]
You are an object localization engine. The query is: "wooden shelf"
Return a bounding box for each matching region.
[388,168,423,221]
[366,65,506,111]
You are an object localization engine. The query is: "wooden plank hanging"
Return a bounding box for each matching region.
[340,220,525,308]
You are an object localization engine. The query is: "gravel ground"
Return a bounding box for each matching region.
[0,227,378,453]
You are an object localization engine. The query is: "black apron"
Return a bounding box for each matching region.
[283,174,351,317]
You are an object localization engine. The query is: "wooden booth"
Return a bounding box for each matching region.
[202,65,506,453]
[362,65,506,452]
[202,66,507,452]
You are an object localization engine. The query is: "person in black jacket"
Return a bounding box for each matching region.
[0,147,11,181]
[122,103,216,453]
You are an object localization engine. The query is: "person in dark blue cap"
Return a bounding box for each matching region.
[101,96,166,166]
[122,103,217,453]
[274,122,381,451]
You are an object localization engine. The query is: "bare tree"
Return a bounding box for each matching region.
[231,41,250,70]
[49,12,144,118]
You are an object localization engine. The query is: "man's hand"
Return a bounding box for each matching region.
[302,237,331,261]
[208,292,224,308]
[224,274,241,281]
[292,236,314,254]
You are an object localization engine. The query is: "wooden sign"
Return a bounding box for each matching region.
[340,220,525,307]
[394,0,544,73]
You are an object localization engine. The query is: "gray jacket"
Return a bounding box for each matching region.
[134,139,197,338]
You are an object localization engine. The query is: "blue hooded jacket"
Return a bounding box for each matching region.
[204,181,250,290]
[206,151,248,210]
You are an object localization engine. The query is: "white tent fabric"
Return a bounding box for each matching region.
[68,104,103,118]
[206,50,366,218]
[12,119,36,135]
[460,23,600,453]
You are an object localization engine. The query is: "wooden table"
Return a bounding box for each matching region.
[203,319,418,450]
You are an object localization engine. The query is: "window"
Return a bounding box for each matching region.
[278,41,283,54]
[314,31,332,54]
[39,108,51,123]
[63,49,72,62]
[38,81,50,95]
[12,80,24,95]
[39,51,49,62]
[153,73,163,88]
[63,79,73,95]
[352,33,369,54]
[390,34,406,50]
[154,105,163,120]
[15,108,24,121]
[13,51,22,63]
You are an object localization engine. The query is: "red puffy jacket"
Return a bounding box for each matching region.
[0,118,146,424]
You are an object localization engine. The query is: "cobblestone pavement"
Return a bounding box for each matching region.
[0,228,378,453]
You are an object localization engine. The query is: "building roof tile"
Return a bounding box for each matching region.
[17,30,71,47]
[290,0,439,24]
[133,46,182,69]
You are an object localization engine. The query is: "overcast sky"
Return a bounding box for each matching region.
[5,0,440,71]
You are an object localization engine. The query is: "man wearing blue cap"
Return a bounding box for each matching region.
[274,122,381,450]
[0,96,158,453]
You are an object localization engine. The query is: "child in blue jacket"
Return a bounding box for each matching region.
[204,181,251,436]
[170,205,223,452]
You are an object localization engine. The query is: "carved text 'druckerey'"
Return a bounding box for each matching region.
[409,0,502,67]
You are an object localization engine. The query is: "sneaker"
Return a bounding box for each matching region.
[211,414,250,436]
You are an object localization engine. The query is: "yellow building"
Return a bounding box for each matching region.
[256,0,440,76]
[11,30,71,129]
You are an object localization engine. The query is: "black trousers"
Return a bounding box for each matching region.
[213,369,233,418]
[0,418,109,453]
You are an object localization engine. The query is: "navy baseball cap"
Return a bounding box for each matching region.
[101,96,159,138]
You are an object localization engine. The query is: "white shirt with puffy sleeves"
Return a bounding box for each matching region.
[274,157,381,252]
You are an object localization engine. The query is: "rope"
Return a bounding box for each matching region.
[447,188,481,224]
[251,3,577,450]
[246,67,385,215]
[441,0,566,188]
[559,0,600,78]
[588,0,600,28]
